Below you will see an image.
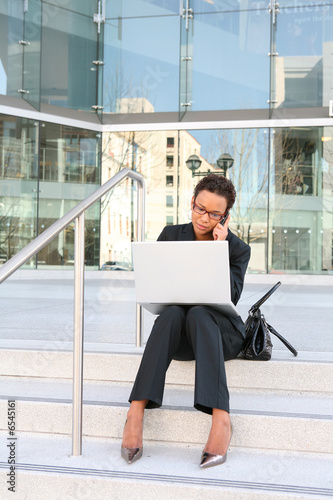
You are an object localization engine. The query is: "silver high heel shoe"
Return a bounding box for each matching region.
[121,420,143,464]
[199,425,233,469]
[121,446,143,464]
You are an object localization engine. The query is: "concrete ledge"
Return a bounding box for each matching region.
[1,434,333,500]
[3,269,333,285]
[0,400,332,453]
[244,274,333,286]
[1,377,331,417]
[4,269,134,281]
[0,350,332,393]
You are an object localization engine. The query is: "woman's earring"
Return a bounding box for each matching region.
[187,209,192,220]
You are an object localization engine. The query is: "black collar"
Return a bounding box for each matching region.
[183,223,231,241]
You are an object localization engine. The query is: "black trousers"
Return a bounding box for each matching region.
[129,305,244,415]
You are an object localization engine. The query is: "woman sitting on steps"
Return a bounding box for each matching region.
[121,173,251,468]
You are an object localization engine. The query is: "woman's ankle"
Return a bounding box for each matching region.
[127,399,148,420]
[212,409,230,427]
[204,409,232,454]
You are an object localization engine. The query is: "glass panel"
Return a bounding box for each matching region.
[106,0,180,18]
[96,22,104,122]
[192,0,258,14]
[103,16,180,113]
[278,0,333,7]
[37,122,100,269]
[0,0,23,97]
[42,0,97,17]
[41,6,97,111]
[37,202,100,269]
[39,123,99,184]
[321,127,333,273]
[23,0,42,109]
[0,115,38,267]
[275,3,333,107]
[100,128,269,273]
[269,127,333,273]
[188,128,269,273]
[180,3,193,117]
[100,130,186,267]
[191,10,270,111]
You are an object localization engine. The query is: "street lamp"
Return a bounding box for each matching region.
[216,153,234,177]
[186,152,234,177]
[185,154,202,174]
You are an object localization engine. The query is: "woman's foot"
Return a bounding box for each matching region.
[121,400,147,464]
[200,409,232,468]
[204,410,232,455]
[122,412,144,449]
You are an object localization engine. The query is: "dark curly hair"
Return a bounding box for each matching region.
[193,173,236,211]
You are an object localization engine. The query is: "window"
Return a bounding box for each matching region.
[166,175,174,186]
[167,196,173,207]
[166,155,174,167]
[167,137,175,148]
[166,216,174,226]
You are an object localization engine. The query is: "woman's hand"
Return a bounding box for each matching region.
[213,214,230,241]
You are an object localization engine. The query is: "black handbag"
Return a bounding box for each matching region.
[242,281,298,361]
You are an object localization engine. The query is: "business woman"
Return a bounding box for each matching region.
[121,173,251,468]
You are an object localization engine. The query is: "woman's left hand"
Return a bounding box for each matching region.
[213,215,230,241]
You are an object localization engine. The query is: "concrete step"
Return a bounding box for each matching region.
[1,377,332,418]
[0,432,332,500]
[0,380,332,454]
[1,348,332,394]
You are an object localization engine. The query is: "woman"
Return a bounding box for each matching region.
[121,173,251,468]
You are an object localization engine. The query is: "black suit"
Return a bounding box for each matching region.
[129,223,251,415]
[157,223,251,337]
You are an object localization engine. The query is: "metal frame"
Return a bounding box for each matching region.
[1,103,333,134]
[0,167,146,456]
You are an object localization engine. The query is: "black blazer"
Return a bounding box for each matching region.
[157,223,251,337]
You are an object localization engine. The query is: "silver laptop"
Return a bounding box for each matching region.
[132,241,240,317]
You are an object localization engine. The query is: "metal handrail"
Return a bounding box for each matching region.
[0,167,146,456]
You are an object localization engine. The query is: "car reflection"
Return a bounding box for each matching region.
[100,261,133,271]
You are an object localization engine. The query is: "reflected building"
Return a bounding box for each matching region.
[99,114,206,266]
[0,0,332,274]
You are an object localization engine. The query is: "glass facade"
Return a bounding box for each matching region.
[275,2,333,108]
[0,115,101,268]
[40,3,98,110]
[0,0,24,99]
[190,9,270,111]
[97,126,332,274]
[3,0,333,114]
[0,115,38,266]
[0,0,332,275]
[104,13,180,114]
[270,126,333,272]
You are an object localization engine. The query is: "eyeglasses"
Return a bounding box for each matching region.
[192,201,226,222]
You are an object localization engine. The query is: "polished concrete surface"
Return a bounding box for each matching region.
[0,274,332,352]
[1,432,332,499]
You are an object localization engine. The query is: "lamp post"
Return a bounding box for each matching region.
[186,153,234,177]
[216,153,234,177]
[185,154,202,175]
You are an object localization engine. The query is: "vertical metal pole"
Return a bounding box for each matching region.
[135,179,145,347]
[72,213,85,456]
[136,303,143,348]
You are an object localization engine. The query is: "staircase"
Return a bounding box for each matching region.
[1,345,333,499]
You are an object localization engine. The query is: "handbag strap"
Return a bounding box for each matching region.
[266,321,298,356]
[249,281,281,315]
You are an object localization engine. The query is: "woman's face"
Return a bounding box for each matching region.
[191,189,228,240]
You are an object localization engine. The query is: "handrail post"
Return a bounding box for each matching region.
[135,178,145,347]
[136,303,143,348]
[72,213,85,456]
[0,167,147,456]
